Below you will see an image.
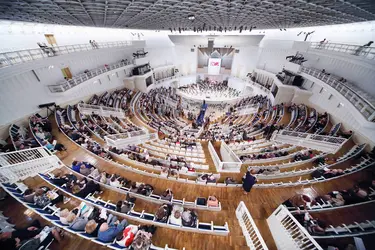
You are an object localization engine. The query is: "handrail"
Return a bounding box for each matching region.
[267,205,323,250]
[300,66,375,122]
[309,42,375,60]
[236,201,269,250]
[0,40,141,69]
[48,60,134,93]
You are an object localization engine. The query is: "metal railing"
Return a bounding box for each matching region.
[48,60,133,93]
[300,67,375,122]
[267,205,323,250]
[0,40,142,69]
[236,201,269,250]
[310,42,375,60]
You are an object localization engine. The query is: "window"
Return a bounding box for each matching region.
[328,94,333,100]
[310,82,314,88]
[319,87,324,93]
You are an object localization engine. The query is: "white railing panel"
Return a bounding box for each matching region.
[236,201,269,250]
[267,205,323,250]
[77,103,125,118]
[0,147,51,167]
[0,147,60,183]
[105,132,158,148]
[300,66,375,121]
[208,141,222,172]
[271,130,347,154]
[0,40,145,69]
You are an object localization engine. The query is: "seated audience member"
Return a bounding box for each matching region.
[160,189,173,201]
[115,225,138,247]
[115,200,132,213]
[16,226,63,250]
[181,209,198,227]
[283,194,313,210]
[169,205,183,226]
[98,214,128,242]
[0,220,43,248]
[75,180,101,198]
[207,196,219,207]
[311,168,343,179]
[33,188,64,208]
[85,210,106,237]
[59,208,78,225]
[295,212,326,235]
[197,174,217,183]
[155,204,172,223]
[50,173,77,186]
[224,177,237,185]
[130,225,157,250]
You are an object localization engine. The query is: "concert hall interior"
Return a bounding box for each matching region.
[0,1,375,250]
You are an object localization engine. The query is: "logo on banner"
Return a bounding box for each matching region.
[210,61,219,66]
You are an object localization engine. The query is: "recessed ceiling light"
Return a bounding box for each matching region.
[188,15,195,20]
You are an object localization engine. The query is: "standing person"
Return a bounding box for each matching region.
[242,170,257,195]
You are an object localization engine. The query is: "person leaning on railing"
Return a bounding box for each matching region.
[354,41,374,56]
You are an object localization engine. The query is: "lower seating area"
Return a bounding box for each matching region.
[2,87,375,250]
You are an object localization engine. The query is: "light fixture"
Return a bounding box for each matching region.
[188,15,195,20]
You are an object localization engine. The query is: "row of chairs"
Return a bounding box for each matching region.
[1,182,178,250]
[65,164,221,211]
[39,173,229,236]
[254,143,366,180]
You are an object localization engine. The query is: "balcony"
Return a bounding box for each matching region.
[0,40,143,69]
[47,60,134,93]
[300,66,375,122]
[271,130,348,154]
[309,42,375,61]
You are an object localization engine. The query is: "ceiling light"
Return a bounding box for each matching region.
[188,15,195,20]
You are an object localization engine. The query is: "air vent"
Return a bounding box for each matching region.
[191,48,195,52]
[235,49,240,53]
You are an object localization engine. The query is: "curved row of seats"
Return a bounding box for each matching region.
[1,182,180,250]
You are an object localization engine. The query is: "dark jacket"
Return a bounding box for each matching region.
[242,172,256,192]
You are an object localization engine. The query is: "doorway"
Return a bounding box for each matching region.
[61,67,72,79]
[45,34,57,46]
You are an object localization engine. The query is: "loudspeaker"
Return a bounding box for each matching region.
[38,102,56,109]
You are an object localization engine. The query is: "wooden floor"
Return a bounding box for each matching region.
[2,111,375,250]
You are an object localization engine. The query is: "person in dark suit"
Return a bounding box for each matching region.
[242,170,257,195]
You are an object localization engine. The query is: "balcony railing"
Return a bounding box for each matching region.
[77,103,125,118]
[310,42,375,60]
[0,40,140,69]
[48,60,133,93]
[271,129,348,154]
[301,67,375,122]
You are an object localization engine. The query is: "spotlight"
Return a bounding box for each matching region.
[234,26,237,31]
[224,27,227,32]
[284,28,286,31]
[297,31,302,36]
[193,27,196,32]
[280,29,282,31]
[188,15,195,20]
[174,28,176,31]
[178,27,181,33]
[239,26,243,33]
[169,28,172,33]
